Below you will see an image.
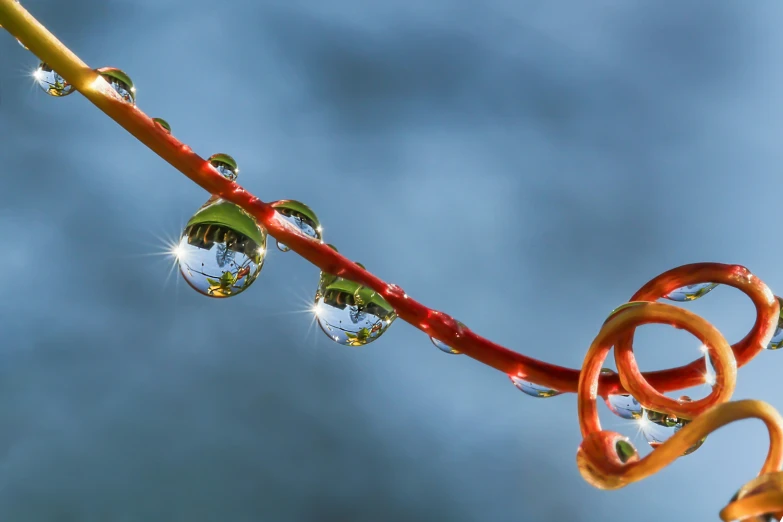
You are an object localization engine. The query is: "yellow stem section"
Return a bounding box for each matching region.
[0,0,226,198]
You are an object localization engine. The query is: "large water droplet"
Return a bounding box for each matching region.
[509,376,561,398]
[640,398,706,455]
[767,297,783,350]
[271,200,323,252]
[33,62,74,97]
[96,67,136,105]
[152,118,171,133]
[177,196,266,298]
[664,282,718,302]
[208,153,238,181]
[314,270,396,346]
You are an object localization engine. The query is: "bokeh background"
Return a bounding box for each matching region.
[1,0,782,520]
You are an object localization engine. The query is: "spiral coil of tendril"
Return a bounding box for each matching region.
[2,0,783,519]
[576,263,783,522]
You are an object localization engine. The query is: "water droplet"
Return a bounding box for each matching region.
[767,297,783,350]
[664,282,718,302]
[17,39,27,50]
[386,284,407,300]
[640,399,706,455]
[33,62,74,97]
[314,270,396,346]
[96,67,135,105]
[605,394,642,420]
[177,197,266,298]
[152,118,171,133]
[430,321,466,355]
[509,376,561,398]
[271,200,323,252]
[207,153,238,181]
[615,439,637,463]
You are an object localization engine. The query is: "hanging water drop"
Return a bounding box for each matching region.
[207,153,239,181]
[152,118,171,133]
[96,67,136,105]
[767,297,783,350]
[640,397,706,455]
[598,368,642,419]
[606,394,643,420]
[430,321,466,355]
[314,269,396,346]
[664,282,718,302]
[509,376,561,398]
[33,62,74,97]
[271,200,323,252]
[176,196,266,298]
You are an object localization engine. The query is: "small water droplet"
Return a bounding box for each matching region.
[640,399,706,455]
[600,368,616,376]
[271,200,322,252]
[615,439,637,463]
[767,297,783,350]
[386,284,407,300]
[664,282,718,302]
[509,376,561,398]
[314,270,396,346]
[152,117,171,133]
[207,153,238,181]
[177,197,266,298]
[605,394,642,420]
[33,62,74,97]
[96,67,135,105]
[430,321,466,355]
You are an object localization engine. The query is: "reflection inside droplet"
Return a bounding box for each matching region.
[639,398,706,455]
[177,197,266,298]
[33,62,74,97]
[664,282,718,302]
[314,271,396,346]
[509,376,561,398]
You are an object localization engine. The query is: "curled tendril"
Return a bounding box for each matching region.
[577,266,783,521]
[2,1,783,518]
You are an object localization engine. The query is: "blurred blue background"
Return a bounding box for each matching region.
[1,0,783,520]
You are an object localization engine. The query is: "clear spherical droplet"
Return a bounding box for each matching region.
[152,118,171,133]
[509,376,561,398]
[664,282,718,302]
[33,62,74,97]
[96,67,136,105]
[640,401,706,455]
[314,270,396,346]
[767,297,783,350]
[430,321,466,355]
[207,153,238,181]
[271,200,323,252]
[605,394,642,420]
[615,439,637,464]
[177,196,266,298]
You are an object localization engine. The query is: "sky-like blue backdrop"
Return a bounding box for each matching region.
[2,1,783,520]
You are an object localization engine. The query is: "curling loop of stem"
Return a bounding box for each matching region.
[2,1,783,519]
